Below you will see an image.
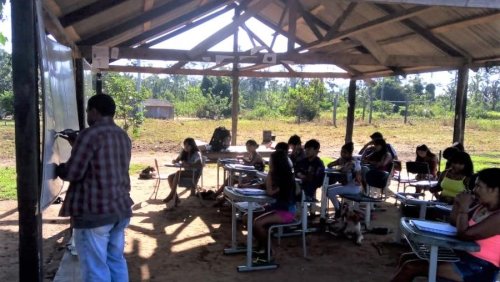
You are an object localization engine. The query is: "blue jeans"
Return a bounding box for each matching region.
[74,218,130,282]
[327,183,361,210]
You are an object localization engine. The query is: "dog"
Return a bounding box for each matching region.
[329,203,364,245]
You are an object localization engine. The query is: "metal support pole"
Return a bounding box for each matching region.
[12,0,43,280]
[345,79,356,143]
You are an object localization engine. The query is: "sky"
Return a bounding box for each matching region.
[0,0,459,94]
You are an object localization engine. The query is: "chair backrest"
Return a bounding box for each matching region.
[365,161,395,194]
[406,161,430,175]
[154,159,161,178]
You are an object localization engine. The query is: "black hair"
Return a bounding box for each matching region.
[368,138,388,162]
[180,137,199,161]
[87,94,116,117]
[476,168,500,190]
[452,142,465,152]
[304,139,320,150]
[270,150,296,204]
[416,144,436,160]
[245,139,258,147]
[443,146,459,160]
[288,135,302,145]
[370,132,383,140]
[275,142,289,152]
[341,142,354,155]
[449,151,474,177]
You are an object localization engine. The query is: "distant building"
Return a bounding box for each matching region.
[143,99,174,119]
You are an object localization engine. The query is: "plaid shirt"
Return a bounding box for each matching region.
[58,118,133,218]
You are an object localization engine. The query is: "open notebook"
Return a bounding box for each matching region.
[410,219,457,236]
[233,188,267,196]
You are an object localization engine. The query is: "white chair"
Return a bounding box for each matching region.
[267,190,308,261]
[151,159,169,199]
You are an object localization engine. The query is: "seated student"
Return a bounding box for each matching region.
[288,134,306,168]
[361,138,393,191]
[442,142,465,171]
[415,144,439,180]
[275,142,294,169]
[327,142,355,185]
[430,151,473,204]
[163,138,202,208]
[212,139,264,199]
[326,142,360,218]
[295,139,325,201]
[359,131,398,161]
[253,150,297,260]
[391,168,500,282]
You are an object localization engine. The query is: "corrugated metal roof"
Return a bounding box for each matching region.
[143,99,173,107]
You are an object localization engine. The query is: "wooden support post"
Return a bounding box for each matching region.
[231,7,240,146]
[345,79,357,143]
[96,72,102,95]
[74,59,86,130]
[404,94,409,124]
[368,86,373,124]
[453,66,469,145]
[333,92,338,127]
[287,0,297,52]
[12,0,43,281]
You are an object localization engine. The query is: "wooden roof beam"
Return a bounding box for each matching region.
[287,0,298,52]
[105,65,351,78]
[136,2,237,48]
[345,0,500,9]
[324,3,358,39]
[296,2,324,40]
[41,4,79,53]
[270,6,288,50]
[356,33,388,64]
[241,23,295,72]
[58,0,128,27]
[183,0,271,60]
[374,4,467,57]
[81,46,468,67]
[298,5,431,51]
[432,11,500,33]
[77,0,196,46]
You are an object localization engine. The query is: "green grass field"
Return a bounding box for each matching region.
[0,116,498,200]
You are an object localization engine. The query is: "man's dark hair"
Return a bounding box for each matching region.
[246,139,258,147]
[304,139,320,150]
[275,142,289,152]
[288,134,302,145]
[87,94,116,117]
[370,131,383,140]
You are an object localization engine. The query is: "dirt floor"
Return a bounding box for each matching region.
[0,151,415,282]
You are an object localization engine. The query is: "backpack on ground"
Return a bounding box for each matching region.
[209,127,231,152]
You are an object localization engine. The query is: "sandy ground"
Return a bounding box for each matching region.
[0,151,412,282]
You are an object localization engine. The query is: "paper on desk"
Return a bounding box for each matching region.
[229,164,256,170]
[410,219,457,236]
[234,188,267,195]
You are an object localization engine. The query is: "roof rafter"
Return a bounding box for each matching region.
[139,3,236,47]
[130,2,237,48]
[58,0,128,27]
[432,11,500,33]
[374,4,467,57]
[346,0,500,9]
[77,0,196,46]
[296,2,324,40]
[324,2,358,39]
[298,5,431,51]
[171,0,271,70]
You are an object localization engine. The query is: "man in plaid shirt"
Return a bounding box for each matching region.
[56,94,133,282]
